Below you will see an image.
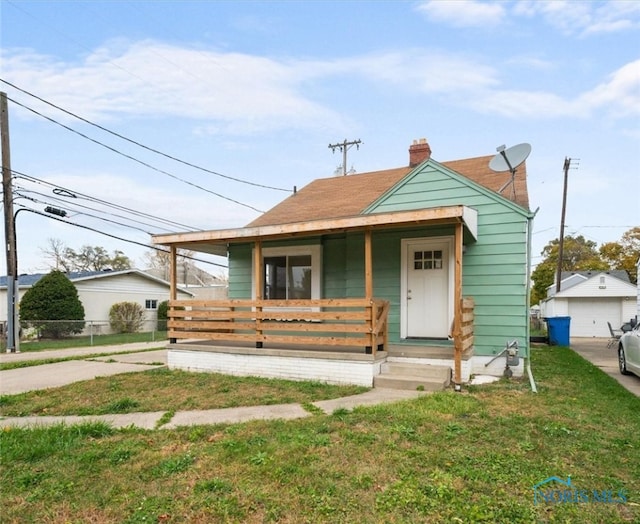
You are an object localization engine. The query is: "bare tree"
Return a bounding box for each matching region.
[40,238,72,271]
[143,249,195,282]
[39,239,133,272]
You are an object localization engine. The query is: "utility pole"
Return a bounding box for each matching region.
[1,92,17,352]
[328,139,362,175]
[555,157,572,294]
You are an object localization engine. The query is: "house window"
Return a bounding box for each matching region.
[264,255,312,299]
[253,245,321,301]
[145,299,158,310]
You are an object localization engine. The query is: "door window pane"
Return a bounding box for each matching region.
[412,249,443,271]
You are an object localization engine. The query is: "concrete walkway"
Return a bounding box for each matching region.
[0,342,167,395]
[0,342,426,429]
[1,338,637,430]
[0,341,164,363]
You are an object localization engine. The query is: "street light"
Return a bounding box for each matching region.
[5,205,67,353]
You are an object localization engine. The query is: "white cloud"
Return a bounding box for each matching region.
[1,40,345,133]
[505,55,556,71]
[514,0,640,36]
[345,50,499,92]
[579,59,640,117]
[416,0,506,28]
[463,59,639,119]
[2,39,636,133]
[469,89,585,118]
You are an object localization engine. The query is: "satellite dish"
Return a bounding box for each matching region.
[489,143,531,173]
[488,142,531,198]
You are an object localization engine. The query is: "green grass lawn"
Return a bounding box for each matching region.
[4,330,168,352]
[1,346,639,523]
[0,369,368,416]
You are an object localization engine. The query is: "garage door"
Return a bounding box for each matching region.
[568,298,621,337]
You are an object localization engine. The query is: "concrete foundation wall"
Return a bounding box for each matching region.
[168,349,383,387]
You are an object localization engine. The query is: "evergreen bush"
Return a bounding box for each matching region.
[19,270,85,339]
[157,300,168,331]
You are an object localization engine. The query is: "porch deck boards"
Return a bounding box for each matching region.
[170,339,383,362]
[168,339,471,362]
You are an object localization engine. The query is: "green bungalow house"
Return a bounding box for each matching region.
[153,139,534,390]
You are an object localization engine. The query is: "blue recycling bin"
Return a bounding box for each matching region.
[545,316,571,346]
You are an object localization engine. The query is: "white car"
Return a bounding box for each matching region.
[619,323,640,378]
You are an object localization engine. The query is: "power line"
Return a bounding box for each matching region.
[15,190,163,235]
[0,79,290,192]
[15,182,192,234]
[5,95,266,213]
[12,169,199,232]
[15,205,228,268]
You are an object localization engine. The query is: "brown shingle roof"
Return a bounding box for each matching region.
[248,155,529,228]
[443,155,529,209]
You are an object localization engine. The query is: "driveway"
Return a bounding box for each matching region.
[570,337,640,397]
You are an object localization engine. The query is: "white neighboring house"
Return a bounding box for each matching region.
[0,269,194,335]
[540,270,637,337]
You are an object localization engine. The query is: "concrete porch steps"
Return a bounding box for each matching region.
[387,344,473,360]
[373,362,451,391]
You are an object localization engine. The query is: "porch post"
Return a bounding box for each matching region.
[169,245,177,343]
[364,228,373,300]
[364,228,374,354]
[254,240,263,348]
[453,222,463,390]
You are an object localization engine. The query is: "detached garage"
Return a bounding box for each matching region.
[540,271,637,338]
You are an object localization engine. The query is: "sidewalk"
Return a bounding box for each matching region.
[0,342,168,395]
[0,388,427,430]
[0,342,426,429]
[1,339,637,430]
[0,341,165,363]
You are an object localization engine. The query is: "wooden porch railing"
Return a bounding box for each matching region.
[460,297,475,352]
[453,297,474,387]
[168,298,390,355]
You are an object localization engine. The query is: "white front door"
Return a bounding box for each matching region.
[402,238,452,338]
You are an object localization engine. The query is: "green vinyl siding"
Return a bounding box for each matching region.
[322,235,347,298]
[228,244,252,299]
[366,159,532,357]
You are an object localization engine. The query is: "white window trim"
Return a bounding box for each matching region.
[252,245,322,311]
[145,299,158,310]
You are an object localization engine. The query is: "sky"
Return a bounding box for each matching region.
[1,0,639,277]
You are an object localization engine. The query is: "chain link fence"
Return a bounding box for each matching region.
[1,318,168,351]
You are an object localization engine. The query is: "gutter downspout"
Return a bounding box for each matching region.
[526,207,540,393]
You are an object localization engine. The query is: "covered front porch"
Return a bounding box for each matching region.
[153,205,478,388]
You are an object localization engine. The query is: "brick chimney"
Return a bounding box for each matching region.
[409,138,431,167]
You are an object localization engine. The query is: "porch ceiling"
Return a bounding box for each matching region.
[152,205,478,257]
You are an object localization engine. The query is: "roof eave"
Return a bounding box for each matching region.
[153,205,478,255]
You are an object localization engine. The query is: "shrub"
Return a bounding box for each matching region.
[157,300,168,331]
[109,302,145,333]
[19,270,85,339]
